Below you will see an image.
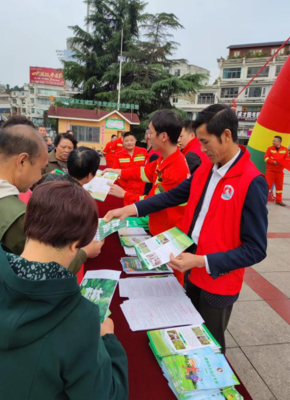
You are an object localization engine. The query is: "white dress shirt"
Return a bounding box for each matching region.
[191,149,241,273]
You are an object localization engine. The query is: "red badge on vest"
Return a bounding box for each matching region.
[221,185,234,200]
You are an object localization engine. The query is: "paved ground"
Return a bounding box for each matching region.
[101,154,290,399]
[226,170,290,400]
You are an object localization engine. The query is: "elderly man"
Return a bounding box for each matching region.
[0,124,102,272]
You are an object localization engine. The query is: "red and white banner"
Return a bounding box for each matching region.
[30,67,64,87]
[101,124,105,145]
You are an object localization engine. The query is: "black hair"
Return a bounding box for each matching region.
[66,130,73,133]
[67,146,100,180]
[149,110,182,145]
[274,135,282,142]
[38,125,45,129]
[192,104,238,143]
[123,131,136,139]
[54,133,78,149]
[182,120,195,134]
[0,125,42,160]
[2,115,35,129]
[111,134,117,139]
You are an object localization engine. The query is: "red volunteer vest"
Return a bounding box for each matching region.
[182,138,210,164]
[181,146,261,295]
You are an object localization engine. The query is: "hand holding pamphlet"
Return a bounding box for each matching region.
[80,270,121,323]
[95,218,129,241]
[83,170,119,202]
[134,227,194,270]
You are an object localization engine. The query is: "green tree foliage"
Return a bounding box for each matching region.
[63,1,206,125]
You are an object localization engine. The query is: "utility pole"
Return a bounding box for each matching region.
[117,29,124,110]
[86,2,90,33]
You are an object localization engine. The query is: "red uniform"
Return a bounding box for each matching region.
[110,137,123,162]
[181,147,261,295]
[264,145,289,203]
[182,138,210,164]
[103,140,115,168]
[122,148,190,236]
[113,146,147,195]
[144,148,161,165]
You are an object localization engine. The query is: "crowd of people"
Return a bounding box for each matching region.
[0,104,275,398]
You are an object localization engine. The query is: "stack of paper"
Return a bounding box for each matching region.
[134,227,194,270]
[80,270,120,323]
[120,257,173,274]
[160,347,241,400]
[119,275,203,331]
[147,324,221,366]
[83,170,119,202]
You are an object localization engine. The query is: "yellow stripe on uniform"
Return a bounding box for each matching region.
[140,167,151,183]
[119,158,130,163]
[248,122,290,153]
[276,190,283,193]
[264,157,269,162]
[179,203,188,207]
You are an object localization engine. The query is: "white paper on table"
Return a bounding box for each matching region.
[119,275,186,299]
[124,246,137,256]
[83,270,121,280]
[120,297,204,331]
[118,227,147,237]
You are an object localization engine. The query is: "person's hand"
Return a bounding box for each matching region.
[102,168,121,176]
[104,204,137,222]
[167,253,205,273]
[101,318,114,336]
[82,240,105,259]
[109,184,126,198]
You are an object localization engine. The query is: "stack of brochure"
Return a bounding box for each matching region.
[118,227,150,256]
[161,347,241,399]
[80,270,120,323]
[134,227,194,269]
[119,275,204,331]
[120,257,173,274]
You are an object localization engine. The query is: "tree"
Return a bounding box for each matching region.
[5,84,24,93]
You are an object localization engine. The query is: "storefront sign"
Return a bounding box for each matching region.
[105,119,125,130]
[237,111,260,121]
[55,98,139,110]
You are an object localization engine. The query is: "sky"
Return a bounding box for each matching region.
[1,0,289,87]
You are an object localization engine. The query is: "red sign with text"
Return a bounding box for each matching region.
[30,67,64,87]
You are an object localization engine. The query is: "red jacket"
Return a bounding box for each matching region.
[182,138,210,164]
[264,145,289,172]
[113,146,147,194]
[103,140,115,167]
[181,147,261,295]
[122,148,189,235]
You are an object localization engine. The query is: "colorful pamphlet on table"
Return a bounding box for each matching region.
[83,170,119,201]
[120,257,173,274]
[134,227,194,269]
[80,270,121,323]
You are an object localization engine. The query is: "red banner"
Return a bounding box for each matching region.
[30,67,64,87]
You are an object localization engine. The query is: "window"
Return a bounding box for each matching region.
[278,48,285,55]
[172,98,178,103]
[38,98,50,105]
[174,69,181,77]
[12,99,17,104]
[250,49,262,54]
[37,89,59,96]
[197,93,215,104]
[276,65,283,76]
[222,68,241,79]
[71,125,100,143]
[245,87,266,98]
[271,48,278,55]
[22,108,26,113]
[31,108,35,114]
[234,51,240,57]
[187,112,193,120]
[31,98,35,104]
[30,88,34,95]
[220,87,239,98]
[247,66,269,78]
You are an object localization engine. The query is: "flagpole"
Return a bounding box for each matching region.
[117,29,124,111]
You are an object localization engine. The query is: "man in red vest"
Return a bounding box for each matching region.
[178,120,210,173]
[104,104,268,353]
[264,136,289,206]
[102,134,117,167]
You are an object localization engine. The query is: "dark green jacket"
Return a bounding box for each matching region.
[0,194,87,274]
[0,246,129,400]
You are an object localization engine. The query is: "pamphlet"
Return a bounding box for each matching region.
[148,324,221,359]
[124,246,137,256]
[83,170,119,201]
[120,257,173,274]
[118,227,147,237]
[134,227,194,270]
[80,270,121,323]
[96,218,129,240]
[119,275,186,299]
[120,235,152,247]
[162,349,240,394]
[120,297,204,331]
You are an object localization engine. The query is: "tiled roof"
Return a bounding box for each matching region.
[228,41,285,49]
[47,106,140,124]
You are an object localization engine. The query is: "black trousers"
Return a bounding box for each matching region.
[186,280,233,354]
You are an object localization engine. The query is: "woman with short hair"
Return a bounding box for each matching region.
[0,181,129,400]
